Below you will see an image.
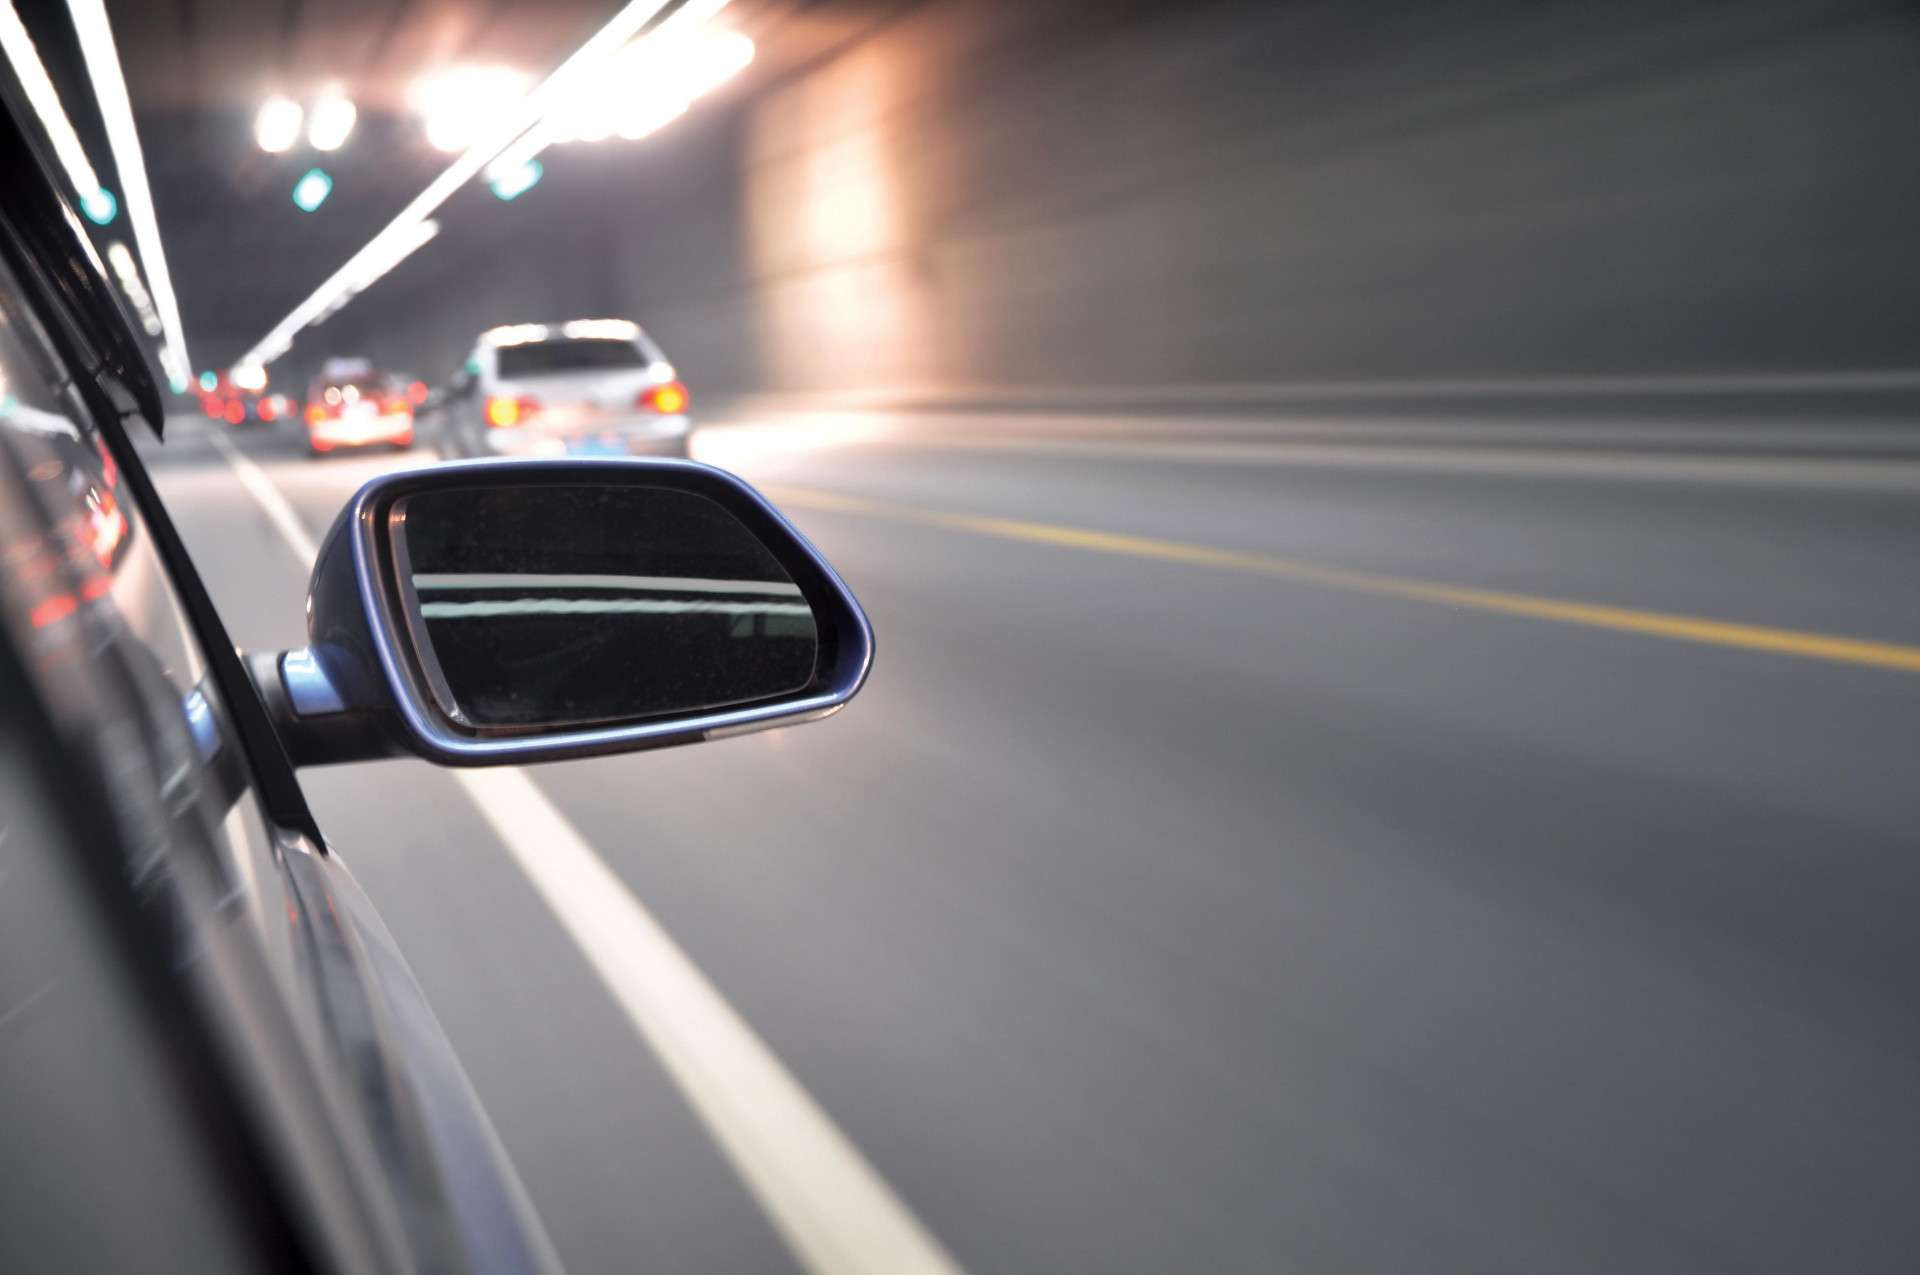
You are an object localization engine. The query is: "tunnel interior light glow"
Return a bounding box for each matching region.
[291,167,333,212]
[487,158,542,201]
[497,14,749,167]
[297,219,440,340]
[105,241,163,336]
[239,0,706,370]
[80,186,117,225]
[414,65,533,153]
[307,91,355,151]
[230,363,267,392]
[66,0,191,388]
[255,95,303,153]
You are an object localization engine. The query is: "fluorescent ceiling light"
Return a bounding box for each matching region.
[65,0,191,387]
[0,2,114,212]
[414,66,533,153]
[105,241,163,336]
[307,92,355,151]
[291,167,333,212]
[238,0,698,369]
[489,0,742,172]
[255,95,303,153]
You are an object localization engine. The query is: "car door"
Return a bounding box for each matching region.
[0,86,558,1275]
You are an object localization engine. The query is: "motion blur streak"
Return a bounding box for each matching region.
[764,485,1920,674]
[63,0,188,384]
[0,1,106,206]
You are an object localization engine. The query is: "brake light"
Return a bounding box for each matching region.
[306,403,329,425]
[223,400,245,425]
[258,399,278,422]
[486,394,537,428]
[639,380,690,414]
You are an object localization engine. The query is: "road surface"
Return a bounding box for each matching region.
[147,407,1920,1274]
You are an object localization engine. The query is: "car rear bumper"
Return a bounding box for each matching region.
[481,414,691,457]
[310,415,415,450]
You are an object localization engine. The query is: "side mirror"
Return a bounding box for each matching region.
[249,459,872,767]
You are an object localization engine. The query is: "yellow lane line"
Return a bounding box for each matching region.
[764,485,1920,675]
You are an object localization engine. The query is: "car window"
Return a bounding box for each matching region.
[495,339,647,376]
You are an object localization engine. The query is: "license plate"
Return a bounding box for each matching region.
[566,436,626,456]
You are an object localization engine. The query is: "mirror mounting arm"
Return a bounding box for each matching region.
[246,648,406,768]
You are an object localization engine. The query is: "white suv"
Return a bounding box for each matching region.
[437,319,691,459]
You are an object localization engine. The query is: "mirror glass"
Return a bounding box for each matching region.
[392,484,819,730]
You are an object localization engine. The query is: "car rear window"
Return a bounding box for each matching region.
[496,340,647,377]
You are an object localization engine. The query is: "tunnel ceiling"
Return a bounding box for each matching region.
[24,0,890,372]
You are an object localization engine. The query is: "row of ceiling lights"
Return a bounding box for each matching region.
[0,0,193,388]
[249,22,754,215]
[254,90,356,154]
[5,0,753,395]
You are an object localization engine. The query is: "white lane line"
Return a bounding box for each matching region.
[209,441,961,1275]
[205,431,320,561]
[455,769,962,1275]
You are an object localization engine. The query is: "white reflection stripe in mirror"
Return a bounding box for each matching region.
[418,599,813,618]
[412,572,802,596]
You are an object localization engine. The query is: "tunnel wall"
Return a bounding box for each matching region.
[327,0,1920,401]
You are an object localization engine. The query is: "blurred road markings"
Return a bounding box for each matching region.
[767,486,1920,674]
[454,769,963,1275]
[205,431,320,560]
[210,444,963,1275]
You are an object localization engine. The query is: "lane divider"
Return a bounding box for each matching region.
[206,431,320,561]
[210,443,963,1275]
[764,485,1920,675]
[454,769,962,1275]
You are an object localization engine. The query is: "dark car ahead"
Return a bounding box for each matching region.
[0,77,870,1273]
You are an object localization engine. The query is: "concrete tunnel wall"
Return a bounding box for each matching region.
[313,0,1920,402]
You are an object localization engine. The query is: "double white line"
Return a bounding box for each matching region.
[207,433,960,1274]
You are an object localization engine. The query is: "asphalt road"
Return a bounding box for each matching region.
[147,408,1920,1274]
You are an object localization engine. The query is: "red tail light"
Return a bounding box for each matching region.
[485,394,538,428]
[258,399,278,422]
[223,401,245,425]
[638,380,690,414]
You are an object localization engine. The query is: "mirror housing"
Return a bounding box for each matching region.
[250,459,872,768]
